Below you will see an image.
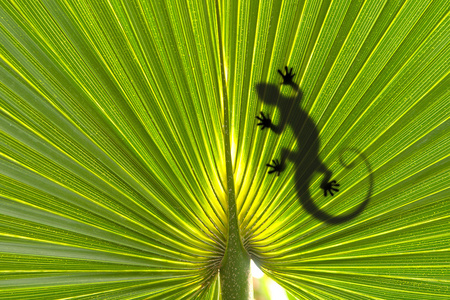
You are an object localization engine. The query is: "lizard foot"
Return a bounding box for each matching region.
[256,111,272,130]
[278,66,295,85]
[321,180,340,196]
[267,159,283,176]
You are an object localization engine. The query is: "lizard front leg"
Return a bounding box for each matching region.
[256,111,271,130]
[256,111,283,134]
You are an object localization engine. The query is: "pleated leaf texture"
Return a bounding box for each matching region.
[0,0,449,299]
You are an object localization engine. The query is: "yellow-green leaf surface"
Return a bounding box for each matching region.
[0,0,449,299]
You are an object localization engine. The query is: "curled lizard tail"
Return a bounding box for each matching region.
[304,148,373,224]
[324,148,373,224]
[300,148,373,224]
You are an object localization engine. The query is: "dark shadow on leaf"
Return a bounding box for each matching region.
[256,76,372,224]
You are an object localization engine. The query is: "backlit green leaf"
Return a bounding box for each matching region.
[1,0,448,298]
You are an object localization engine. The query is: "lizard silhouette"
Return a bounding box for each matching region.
[256,66,373,224]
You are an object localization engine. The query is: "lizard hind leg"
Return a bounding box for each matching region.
[316,161,339,197]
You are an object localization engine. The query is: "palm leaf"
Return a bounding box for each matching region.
[1,0,448,299]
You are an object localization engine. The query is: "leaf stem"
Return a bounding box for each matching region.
[214,0,252,298]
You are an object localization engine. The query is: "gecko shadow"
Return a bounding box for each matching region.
[256,75,372,224]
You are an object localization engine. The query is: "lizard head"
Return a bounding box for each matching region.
[255,83,281,105]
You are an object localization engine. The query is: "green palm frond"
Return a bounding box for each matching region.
[1,0,448,299]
